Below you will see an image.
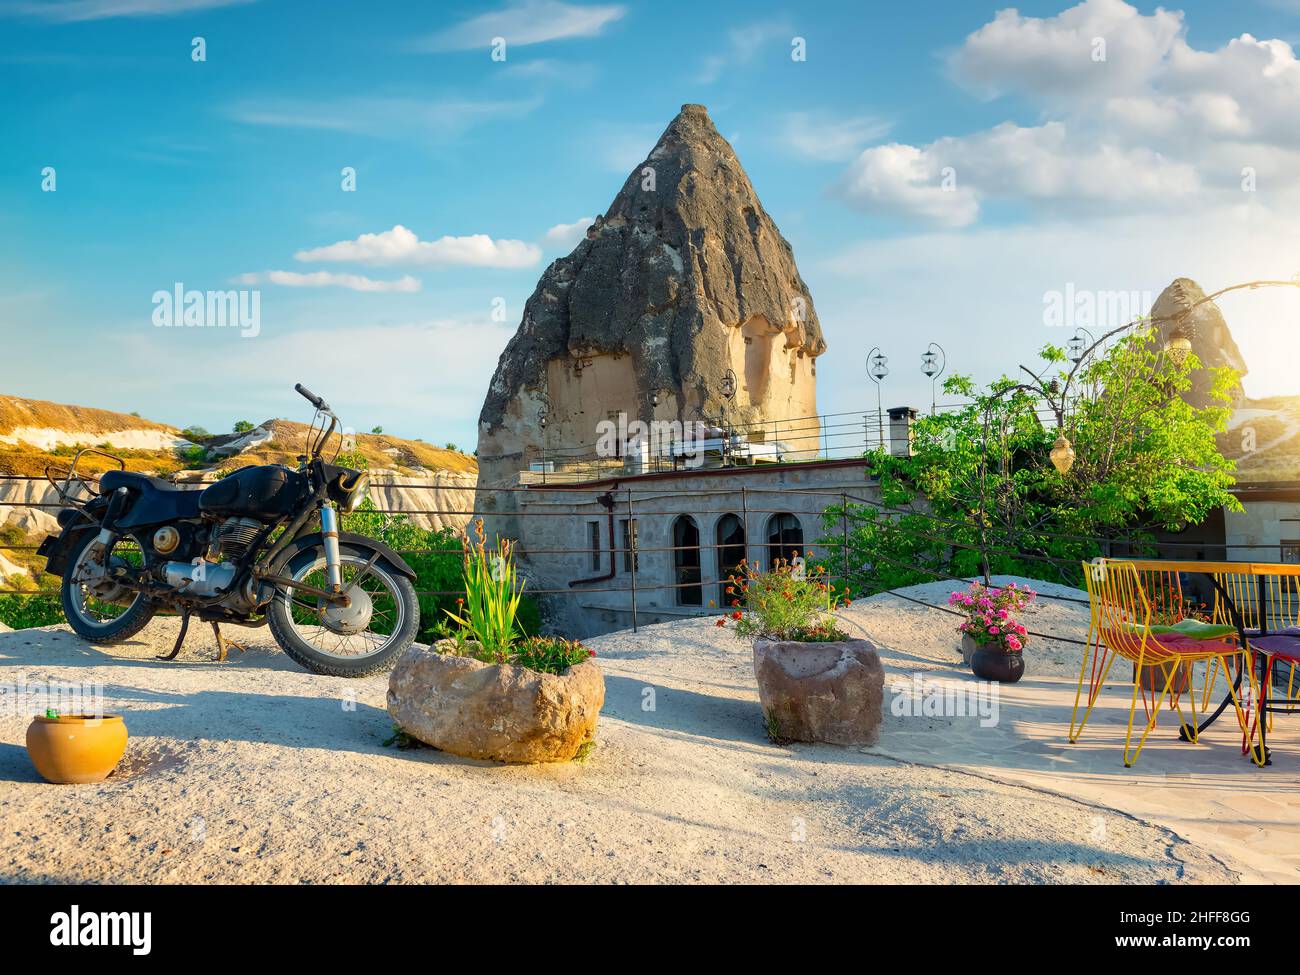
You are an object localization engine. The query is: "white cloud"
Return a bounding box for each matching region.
[841,0,1300,225]
[233,270,421,293]
[950,0,1183,101]
[294,225,542,270]
[416,0,625,52]
[698,19,790,84]
[837,144,979,227]
[224,95,540,141]
[0,0,252,20]
[781,111,891,162]
[542,216,594,249]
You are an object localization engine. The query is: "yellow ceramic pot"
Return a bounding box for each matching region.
[26,714,128,784]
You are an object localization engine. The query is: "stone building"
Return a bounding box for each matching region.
[516,459,883,638]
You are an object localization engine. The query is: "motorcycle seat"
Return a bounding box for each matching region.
[99,469,202,527]
[100,470,183,493]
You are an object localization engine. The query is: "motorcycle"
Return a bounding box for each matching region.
[36,384,421,677]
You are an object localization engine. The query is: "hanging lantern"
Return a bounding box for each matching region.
[1050,433,1075,474]
[1163,324,1193,364]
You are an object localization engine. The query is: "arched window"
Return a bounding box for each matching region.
[715,513,746,606]
[673,515,702,606]
[765,513,803,568]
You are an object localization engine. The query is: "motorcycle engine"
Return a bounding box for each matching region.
[158,517,265,610]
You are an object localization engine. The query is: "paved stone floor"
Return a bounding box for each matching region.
[851,589,1300,884]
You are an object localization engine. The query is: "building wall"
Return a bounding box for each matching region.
[1226,500,1300,562]
[513,461,881,638]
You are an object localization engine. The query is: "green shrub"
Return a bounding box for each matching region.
[0,593,62,630]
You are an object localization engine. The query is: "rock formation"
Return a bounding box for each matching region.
[1149,278,1247,409]
[475,104,826,515]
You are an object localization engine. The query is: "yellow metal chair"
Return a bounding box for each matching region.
[1071,560,1253,767]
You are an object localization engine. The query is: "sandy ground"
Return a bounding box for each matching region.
[0,575,1290,884]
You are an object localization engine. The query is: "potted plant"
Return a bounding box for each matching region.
[386,520,603,763]
[1136,587,1209,693]
[26,709,128,784]
[948,581,1036,683]
[720,556,884,747]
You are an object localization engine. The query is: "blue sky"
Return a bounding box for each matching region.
[3,0,1300,450]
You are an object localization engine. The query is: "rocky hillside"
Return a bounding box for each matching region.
[0,394,478,588]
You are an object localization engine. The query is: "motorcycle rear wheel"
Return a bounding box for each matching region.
[60,529,157,644]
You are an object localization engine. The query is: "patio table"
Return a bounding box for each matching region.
[1120,559,1300,766]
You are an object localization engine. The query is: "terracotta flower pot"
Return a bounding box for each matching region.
[26,714,128,784]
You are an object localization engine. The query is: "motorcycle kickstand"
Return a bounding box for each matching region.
[210,622,247,661]
[158,609,191,661]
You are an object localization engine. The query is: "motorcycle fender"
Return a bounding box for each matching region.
[37,525,96,579]
[267,531,418,581]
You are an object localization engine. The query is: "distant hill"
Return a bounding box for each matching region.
[0,394,475,480]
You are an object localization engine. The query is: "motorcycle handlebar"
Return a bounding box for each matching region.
[294,383,329,412]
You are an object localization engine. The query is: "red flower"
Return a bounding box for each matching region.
[587,649,596,656]
[715,619,726,628]
[731,611,742,621]
[730,599,740,607]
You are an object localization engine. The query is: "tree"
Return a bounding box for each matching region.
[824,329,1239,594]
[444,442,459,453]
[371,426,383,434]
[233,420,254,434]
[181,426,210,442]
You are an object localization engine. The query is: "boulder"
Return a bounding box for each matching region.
[386,642,604,763]
[753,638,884,746]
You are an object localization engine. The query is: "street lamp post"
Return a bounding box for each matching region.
[536,404,549,482]
[719,369,737,466]
[921,342,946,415]
[866,348,889,449]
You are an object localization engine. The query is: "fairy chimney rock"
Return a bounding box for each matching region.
[1150,277,1246,408]
[475,104,826,504]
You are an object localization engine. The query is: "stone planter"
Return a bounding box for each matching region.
[752,638,884,746]
[386,643,604,763]
[961,634,978,665]
[26,714,128,784]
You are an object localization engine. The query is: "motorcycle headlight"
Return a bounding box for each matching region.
[336,469,370,512]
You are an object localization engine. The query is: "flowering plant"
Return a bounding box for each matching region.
[948,581,1035,653]
[716,555,850,642]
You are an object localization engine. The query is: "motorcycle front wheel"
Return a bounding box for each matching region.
[266,542,420,677]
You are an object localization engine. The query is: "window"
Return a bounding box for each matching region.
[587,521,602,571]
[1283,540,1300,565]
[715,513,746,605]
[765,512,803,568]
[673,515,702,605]
[621,518,638,573]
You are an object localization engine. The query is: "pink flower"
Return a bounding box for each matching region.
[988,626,1000,635]
[1007,636,1022,651]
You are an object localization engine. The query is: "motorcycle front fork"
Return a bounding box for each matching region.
[319,506,343,592]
